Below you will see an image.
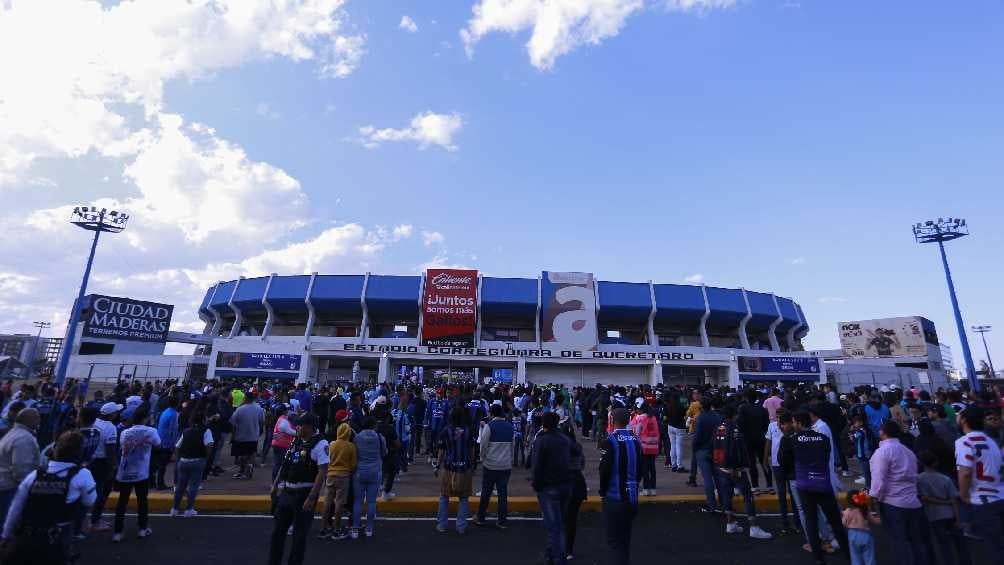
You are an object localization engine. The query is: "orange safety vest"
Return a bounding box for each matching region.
[632,415,661,455]
[271,415,294,449]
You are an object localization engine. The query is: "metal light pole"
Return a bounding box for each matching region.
[912,218,979,392]
[53,206,129,385]
[22,321,51,379]
[972,325,995,377]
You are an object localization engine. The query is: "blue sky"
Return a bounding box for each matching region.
[1,0,1001,368]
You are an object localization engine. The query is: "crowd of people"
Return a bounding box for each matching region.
[0,375,999,565]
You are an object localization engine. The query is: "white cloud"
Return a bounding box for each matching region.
[683,273,705,284]
[460,0,737,70]
[359,111,464,151]
[399,15,419,33]
[392,224,414,240]
[818,296,848,304]
[421,230,445,246]
[460,0,644,70]
[0,0,364,184]
[663,0,738,11]
[0,272,36,294]
[255,102,281,120]
[789,257,806,265]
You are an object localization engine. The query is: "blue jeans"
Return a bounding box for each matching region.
[173,458,206,511]
[771,467,791,527]
[969,499,1004,555]
[848,528,877,565]
[0,488,16,526]
[716,468,756,517]
[537,485,571,564]
[477,468,510,524]
[789,481,834,544]
[603,498,637,565]
[878,502,933,565]
[352,468,381,531]
[437,495,470,533]
[695,449,719,509]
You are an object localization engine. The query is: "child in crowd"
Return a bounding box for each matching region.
[850,415,876,488]
[841,490,880,565]
[917,451,972,565]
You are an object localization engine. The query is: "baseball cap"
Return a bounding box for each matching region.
[99,402,124,416]
[375,395,387,405]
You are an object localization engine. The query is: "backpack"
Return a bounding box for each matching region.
[712,421,741,468]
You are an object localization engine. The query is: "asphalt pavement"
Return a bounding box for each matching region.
[74,504,991,565]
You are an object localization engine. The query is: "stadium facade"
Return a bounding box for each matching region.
[194,270,823,387]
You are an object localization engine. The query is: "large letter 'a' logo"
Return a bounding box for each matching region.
[551,285,597,348]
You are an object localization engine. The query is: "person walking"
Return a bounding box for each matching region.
[351,417,386,538]
[564,427,588,560]
[664,389,688,473]
[113,405,160,542]
[780,410,849,564]
[318,421,357,540]
[270,404,296,482]
[229,392,264,480]
[693,397,723,510]
[599,408,642,565]
[475,403,513,528]
[0,408,40,525]
[151,396,178,491]
[170,411,213,517]
[630,404,660,496]
[532,411,571,565]
[87,402,121,533]
[869,421,933,565]
[435,408,472,534]
[765,409,797,534]
[713,404,773,539]
[268,414,328,565]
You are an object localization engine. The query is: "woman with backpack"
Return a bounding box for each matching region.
[630,403,661,496]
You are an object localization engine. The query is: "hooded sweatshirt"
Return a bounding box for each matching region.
[327,423,358,477]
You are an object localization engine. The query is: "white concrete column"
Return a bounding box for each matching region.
[351,361,360,384]
[517,357,527,384]
[227,277,245,339]
[646,281,658,348]
[262,273,276,340]
[738,288,752,350]
[304,272,318,340]
[768,294,783,352]
[699,284,710,349]
[648,362,663,386]
[727,358,740,388]
[378,354,391,384]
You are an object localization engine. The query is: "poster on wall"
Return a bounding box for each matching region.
[217,352,301,371]
[421,268,478,347]
[838,317,930,358]
[491,368,514,384]
[83,295,174,343]
[540,271,598,350]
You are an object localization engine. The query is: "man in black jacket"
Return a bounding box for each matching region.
[737,389,771,491]
[532,412,571,565]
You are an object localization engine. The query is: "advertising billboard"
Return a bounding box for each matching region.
[838,317,931,358]
[491,368,514,384]
[216,352,301,371]
[421,268,478,347]
[540,271,598,350]
[739,356,819,374]
[82,295,173,343]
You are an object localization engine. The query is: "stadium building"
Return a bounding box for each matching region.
[189,270,823,387]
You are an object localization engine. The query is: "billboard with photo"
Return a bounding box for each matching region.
[82,295,173,343]
[540,271,598,350]
[216,352,302,371]
[421,268,478,347]
[838,317,931,358]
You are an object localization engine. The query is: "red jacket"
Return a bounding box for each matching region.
[631,414,661,455]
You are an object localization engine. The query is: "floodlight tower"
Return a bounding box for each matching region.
[972,325,995,378]
[912,217,978,392]
[22,321,51,378]
[53,206,129,385]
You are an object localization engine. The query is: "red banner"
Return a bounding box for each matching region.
[421,269,478,347]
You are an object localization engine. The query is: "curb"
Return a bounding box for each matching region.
[107,493,783,515]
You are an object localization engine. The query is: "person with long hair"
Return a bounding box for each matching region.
[841,490,880,565]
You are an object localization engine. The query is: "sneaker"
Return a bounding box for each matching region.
[332,529,349,540]
[725,522,744,534]
[854,477,867,485]
[350,529,359,539]
[287,526,294,536]
[91,520,112,533]
[496,522,509,530]
[184,509,198,518]
[317,527,333,540]
[841,470,853,477]
[73,532,88,542]
[749,526,773,540]
[112,533,123,543]
[699,505,718,514]
[169,508,179,517]
[473,519,487,527]
[382,492,396,500]
[364,529,373,538]
[137,528,153,539]
[435,525,447,533]
[677,467,689,474]
[685,479,698,487]
[648,489,657,496]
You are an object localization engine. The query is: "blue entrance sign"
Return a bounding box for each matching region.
[738,356,819,374]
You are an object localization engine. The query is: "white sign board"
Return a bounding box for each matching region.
[838,317,928,358]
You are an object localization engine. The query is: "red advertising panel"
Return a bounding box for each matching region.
[421,269,478,347]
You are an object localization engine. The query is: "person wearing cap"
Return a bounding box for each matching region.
[87,402,122,533]
[317,420,356,540]
[268,413,328,565]
[0,408,40,527]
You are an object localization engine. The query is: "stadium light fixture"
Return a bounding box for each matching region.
[22,321,51,378]
[972,325,995,378]
[912,217,978,391]
[53,206,130,385]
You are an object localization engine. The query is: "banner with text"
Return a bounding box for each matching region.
[83,295,173,343]
[216,352,302,371]
[540,271,598,351]
[421,268,478,347]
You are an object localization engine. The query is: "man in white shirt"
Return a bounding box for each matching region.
[956,406,1004,555]
[112,405,160,542]
[88,403,121,533]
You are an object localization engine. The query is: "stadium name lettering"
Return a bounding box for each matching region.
[339,344,696,361]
